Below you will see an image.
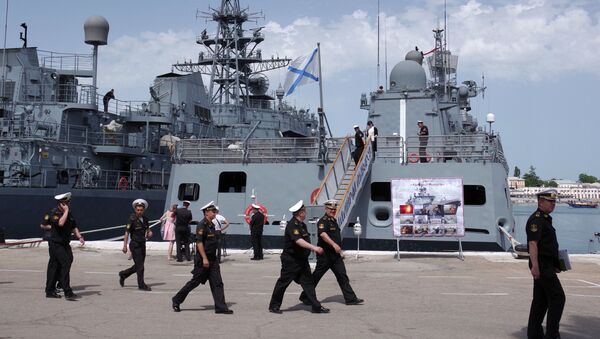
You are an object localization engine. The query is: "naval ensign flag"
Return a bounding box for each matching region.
[283,47,320,96]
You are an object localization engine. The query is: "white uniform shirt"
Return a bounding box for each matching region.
[368,126,376,142]
[213,214,227,232]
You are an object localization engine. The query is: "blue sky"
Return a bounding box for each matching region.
[3,0,600,180]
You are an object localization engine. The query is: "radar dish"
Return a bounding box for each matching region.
[248,73,269,95]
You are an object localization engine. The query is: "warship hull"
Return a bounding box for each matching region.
[0,188,165,240]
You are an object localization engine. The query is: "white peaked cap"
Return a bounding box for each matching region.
[54,192,72,201]
[252,203,261,209]
[200,200,215,211]
[289,200,304,213]
[132,198,148,209]
[353,125,359,129]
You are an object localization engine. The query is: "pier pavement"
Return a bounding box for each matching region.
[1,243,599,338]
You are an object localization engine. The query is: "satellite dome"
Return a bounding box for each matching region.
[84,16,109,46]
[389,60,426,91]
[405,50,423,65]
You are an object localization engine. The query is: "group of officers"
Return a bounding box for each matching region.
[41,188,566,336]
[41,193,363,315]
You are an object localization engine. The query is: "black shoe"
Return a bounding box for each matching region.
[268,306,282,314]
[311,306,330,313]
[250,257,259,260]
[346,298,364,305]
[172,300,181,313]
[64,292,78,300]
[176,259,183,262]
[118,273,125,287]
[299,297,311,306]
[215,309,234,314]
[138,285,152,291]
[46,291,61,299]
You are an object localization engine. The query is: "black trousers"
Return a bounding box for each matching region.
[120,241,146,288]
[175,227,191,261]
[45,242,73,294]
[353,146,364,165]
[251,226,263,259]
[419,141,428,162]
[300,252,357,303]
[172,257,228,312]
[269,254,321,309]
[527,266,566,339]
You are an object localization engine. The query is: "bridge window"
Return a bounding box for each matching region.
[371,182,391,201]
[218,172,246,193]
[178,183,200,201]
[464,185,486,205]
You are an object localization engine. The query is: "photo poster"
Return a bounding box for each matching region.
[392,178,465,237]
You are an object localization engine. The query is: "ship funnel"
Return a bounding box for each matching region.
[84,16,109,46]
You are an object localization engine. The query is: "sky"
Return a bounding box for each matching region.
[3,0,600,181]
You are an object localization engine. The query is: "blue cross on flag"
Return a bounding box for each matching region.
[283,47,320,96]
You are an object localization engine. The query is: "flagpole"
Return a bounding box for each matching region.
[317,42,324,112]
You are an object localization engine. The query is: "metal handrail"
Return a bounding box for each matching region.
[313,136,350,204]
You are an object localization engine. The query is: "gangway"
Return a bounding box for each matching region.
[313,137,374,230]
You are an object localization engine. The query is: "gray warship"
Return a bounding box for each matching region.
[165,0,515,251]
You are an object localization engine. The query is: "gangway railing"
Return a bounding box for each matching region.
[312,136,351,205]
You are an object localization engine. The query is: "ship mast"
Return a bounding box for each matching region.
[172,0,290,115]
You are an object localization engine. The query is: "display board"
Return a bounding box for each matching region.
[392,178,464,237]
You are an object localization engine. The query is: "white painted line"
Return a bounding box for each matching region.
[419,276,473,279]
[577,279,600,287]
[0,269,43,273]
[84,271,115,275]
[262,276,279,279]
[505,277,530,279]
[569,294,600,298]
[441,292,509,296]
[133,291,179,294]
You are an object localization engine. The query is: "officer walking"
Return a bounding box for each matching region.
[299,200,364,306]
[172,201,233,314]
[268,200,329,314]
[119,199,153,291]
[42,192,85,300]
[526,189,566,339]
[353,124,364,165]
[249,204,265,260]
[174,200,193,262]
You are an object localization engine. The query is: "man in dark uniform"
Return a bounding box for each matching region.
[299,200,363,306]
[119,199,153,291]
[353,124,365,165]
[42,192,85,300]
[103,89,114,114]
[417,120,429,163]
[172,201,233,314]
[526,189,565,339]
[174,200,193,262]
[249,204,265,260]
[268,200,329,314]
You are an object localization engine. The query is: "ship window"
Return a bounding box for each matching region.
[218,172,246,193]
[464,185,486,205]
[178,183,200,201]
[371,182,391,201]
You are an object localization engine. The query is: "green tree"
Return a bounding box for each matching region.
[578,173,599,183]
[513,166,521,178]
[523,166,542,187]
[544,180,558,188]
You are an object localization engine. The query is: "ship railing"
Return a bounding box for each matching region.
[38,50,93,73]
[95,94,177,118]
[403,134,502,164]
[18,83,96,105]
[175,137,345,164]
[0,161,169,190]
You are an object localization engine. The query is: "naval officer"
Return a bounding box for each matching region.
[174,200,193,262]
[268,200,329,314]
[119,199,153,291]
[249,204,265,260]
[42,192,84,300]
[172,201,233,314]
[526,189,565,339]
[299,200,363,306]
[353,125,364,165]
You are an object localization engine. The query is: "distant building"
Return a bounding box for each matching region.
[510,180,600,203]
[507,177,525,189]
